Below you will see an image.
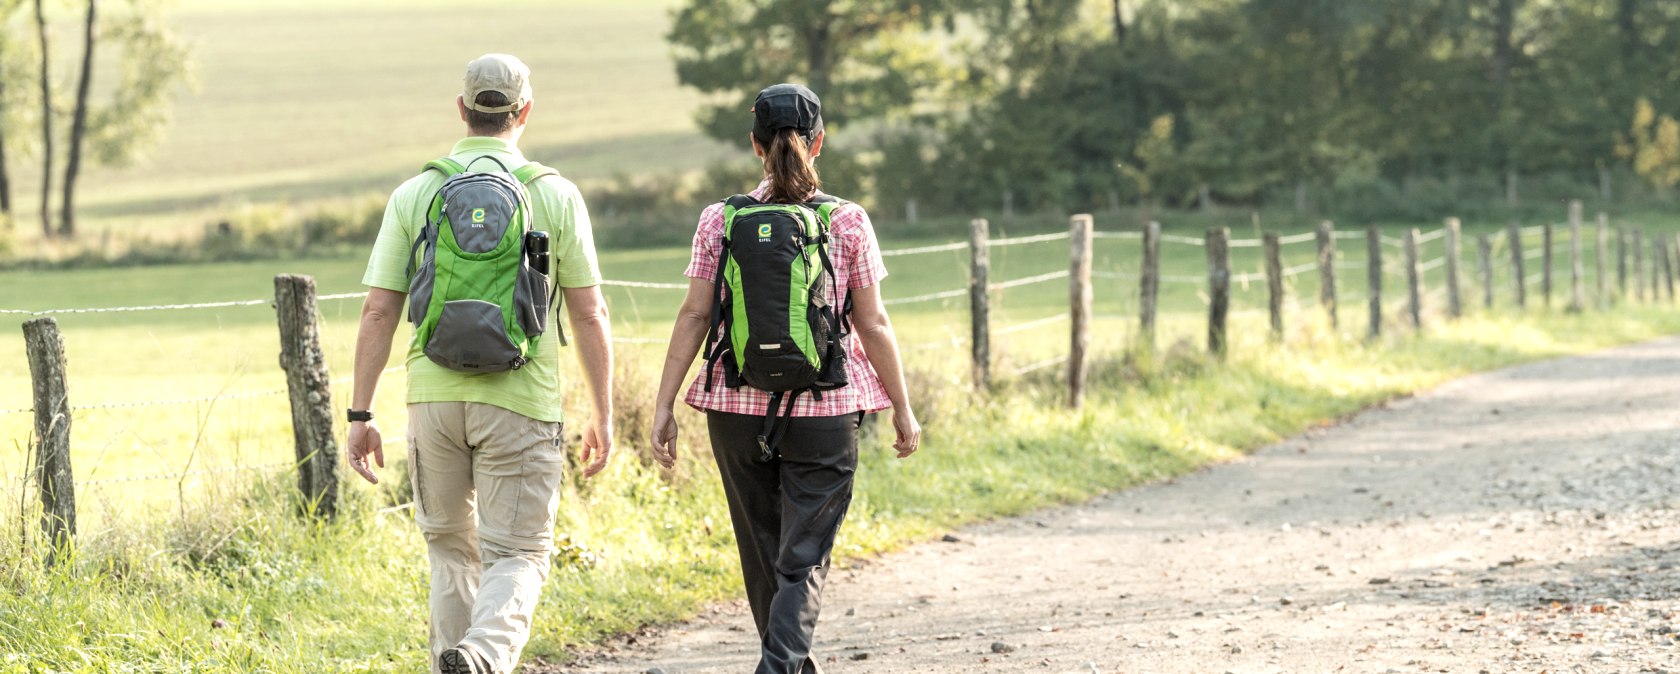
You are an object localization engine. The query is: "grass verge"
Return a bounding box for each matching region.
[0,308,1676,672]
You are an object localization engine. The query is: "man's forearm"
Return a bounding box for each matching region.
[569,303,614,419]
[352,300,402,411]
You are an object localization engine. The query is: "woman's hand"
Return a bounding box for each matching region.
[891,407,921,459]
[651,407,680,469]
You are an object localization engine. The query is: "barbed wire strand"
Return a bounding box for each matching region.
[1010,355,1069,377]
[996,313,1071,337]
[883,288,969,306]
[989,231,1072,248]
[600,280,688,290]
[1277,231,1319,246]
[83,462,295,487]
[74,388,290,412]
[989,270,1071,291]
[880,241,969,257]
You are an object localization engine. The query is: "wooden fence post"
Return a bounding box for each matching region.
[275,274,339,519]
[1316,220,1337,329]
[1404,228,1422,329]
[1477,234,1494,310]
[1634,228,1646,302]
[1666,233,1680,302]
[968,219,991,391]
[1646,233,1659,302]
[1664,234,1677,302]
[1068,214,1092,409]
[1568,200,1584,313]
[1367,225,1383,340]
[1207,227,1230,355]
[1596,212,1610,307]
[1541,221,1554,309]
[1617,224,1628,301]
[24,318,74,557]
[1139,221,1160,351]
[1508,223,1527,309]
[1445,217,1462,319]
[1264,232,1283,340]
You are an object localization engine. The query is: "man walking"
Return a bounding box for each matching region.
[346,53,614,674]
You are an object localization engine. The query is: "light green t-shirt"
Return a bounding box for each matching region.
[362,136,602,423]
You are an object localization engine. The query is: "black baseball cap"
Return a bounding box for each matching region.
[751,83,823,146]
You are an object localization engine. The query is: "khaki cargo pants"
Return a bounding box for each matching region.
[408,402,564,674]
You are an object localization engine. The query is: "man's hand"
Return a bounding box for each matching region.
[891,408,922,459]
[650,407,679,469]
[579,416,614,478]
[348,420,385,484]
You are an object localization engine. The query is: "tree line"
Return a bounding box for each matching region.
[669,0,1680,220]
[0,0,188,238]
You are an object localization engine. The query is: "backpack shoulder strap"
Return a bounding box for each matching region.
[513,161,560,185]
[723,194,759,211]
[721,194,760,234]
[805,195,848,228]
[422,157,467,177]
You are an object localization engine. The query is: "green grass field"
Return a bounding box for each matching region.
[0,213,1664,515]
[5,0,742,240]
[2,212,1678,671]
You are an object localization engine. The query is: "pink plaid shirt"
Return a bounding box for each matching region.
[683,180,894,417]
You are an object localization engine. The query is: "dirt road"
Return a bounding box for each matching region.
[550,338,1680,673]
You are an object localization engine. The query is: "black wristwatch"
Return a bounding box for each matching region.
[347,409,374,423]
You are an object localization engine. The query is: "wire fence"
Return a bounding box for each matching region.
[3,203,1659,506]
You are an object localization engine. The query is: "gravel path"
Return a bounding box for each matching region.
[544,337,1680,673]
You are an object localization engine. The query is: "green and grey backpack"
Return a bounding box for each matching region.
[406,156,559,372]
[704,194,852,457]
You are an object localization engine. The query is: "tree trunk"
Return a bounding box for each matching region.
[1490,0,1518,187]
[60,0,96,239]
[1111,0,1126,46]
[32,0,53,237]
[0,93,10,220]
[1618,0,1639,67]
[1489,0,1516,101]
[801,0,833,98]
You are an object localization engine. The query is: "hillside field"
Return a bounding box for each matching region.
[4,0,740,240]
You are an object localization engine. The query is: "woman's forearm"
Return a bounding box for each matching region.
[657,310,710,410]
[857,320,911,411]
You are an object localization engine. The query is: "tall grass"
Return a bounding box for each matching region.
[3,303,1678,671]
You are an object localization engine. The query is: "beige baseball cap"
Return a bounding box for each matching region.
[462,54,532,113]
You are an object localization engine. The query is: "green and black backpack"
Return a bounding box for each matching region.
[406,156,560,373]
[704,194,852,458]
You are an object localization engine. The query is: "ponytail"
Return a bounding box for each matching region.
[763,128,821,203]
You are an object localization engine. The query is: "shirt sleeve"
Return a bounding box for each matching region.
[361,182,420,292]
[843,206,888,290]
[684,203,726,283]
[547,180,604,289]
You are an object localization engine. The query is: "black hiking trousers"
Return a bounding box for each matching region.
[706,410,861,674]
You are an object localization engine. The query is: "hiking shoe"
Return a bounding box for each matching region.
[438,648,482,674]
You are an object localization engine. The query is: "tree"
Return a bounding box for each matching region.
[56,0,189,238]
[60,0,93,237]
[1619,99,1680,196]
[668,0,966,145]
[0,0,20,223]
[31,0,50,237]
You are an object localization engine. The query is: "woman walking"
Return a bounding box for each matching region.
[650,83,921,674]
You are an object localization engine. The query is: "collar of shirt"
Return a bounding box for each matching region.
[451,136,526,163]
